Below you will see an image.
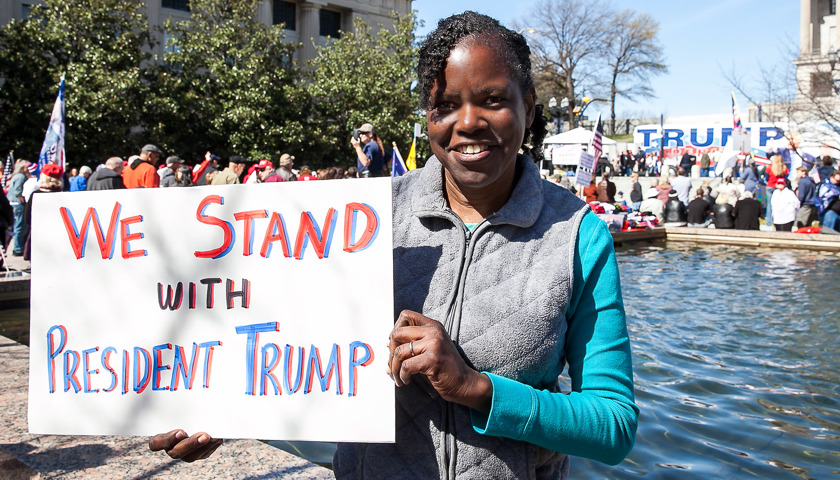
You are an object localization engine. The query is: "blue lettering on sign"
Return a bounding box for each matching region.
[637,129,658,145]
[759,126,784,146]
[689,128,714,147]
[662,129,684,147]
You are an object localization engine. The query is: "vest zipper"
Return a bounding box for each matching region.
[441,217,486,480]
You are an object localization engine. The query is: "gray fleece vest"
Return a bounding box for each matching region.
[334,156,588,479]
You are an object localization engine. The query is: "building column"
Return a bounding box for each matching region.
[299,1,325,64]
[800,0,811,55]
[258,0,272,25]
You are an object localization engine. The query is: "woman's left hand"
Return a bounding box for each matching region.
[387,310,492,413]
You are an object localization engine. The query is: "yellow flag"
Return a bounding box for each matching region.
[406,137,416,170]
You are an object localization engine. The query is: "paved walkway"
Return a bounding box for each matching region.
[0,334,333,479]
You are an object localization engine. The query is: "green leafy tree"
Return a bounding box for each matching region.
[306,13,423,169]
[0,0,153,164]
[147,0,305,163]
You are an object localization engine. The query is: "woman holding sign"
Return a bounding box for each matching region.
[151,11,637,478]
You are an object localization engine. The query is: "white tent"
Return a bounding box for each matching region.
[543,127,617,146]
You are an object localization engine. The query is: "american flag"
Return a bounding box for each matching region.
[1,151,13,194]
[731,91,743,130]
[590,112,604,161]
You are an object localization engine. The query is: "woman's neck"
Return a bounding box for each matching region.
[443,164,518,223]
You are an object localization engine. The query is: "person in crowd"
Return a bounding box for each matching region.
[645,152,657,176]
[124,144,162,188]
[686,188,712,228]
[817,169,840,230]
[210,156,246,185]
[670,167,692,207]
[171,166,194,187]
[150,11,638,476]
[68,165,92,192]
[5,160,32,256]
[582,177,598,203]
[740,158,760,194]
[597,154,611,177]
[597,172,616,203]
[733,190,762,230]
[0,183,12,266]
[194,152,221,186]
[345,166,358,179]
[640,186,664,221]
[770,178,799,232]
[242,163,260,184]
[256,160,283,183]
[636,150,646,176]
[23,163,63,260]
[794,166,818,228]
[351,123,386,178]
[718,175,740,207]
[87,157,126,190]
[618,151,629,176]
[764,154,789,226]
[629,172,642,211]
[20,163,39,204]
[330,166,346,179]
[711,192,735,229]
[816,156,836,183]
[297,165,318,181]
[276,154,297,181]
[699,152,711,177]
[679,152,695,175]
[160,156,184,188]
[663,190,687,225]
[699,178,716,205]
[624,151,636,177]
[655,177,672,203]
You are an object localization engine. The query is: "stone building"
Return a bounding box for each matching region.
[795,0,840,102]
[0,0,412,63]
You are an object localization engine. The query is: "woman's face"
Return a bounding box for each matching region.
[427,40,535,194]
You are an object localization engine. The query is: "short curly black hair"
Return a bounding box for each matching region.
[417,11,547,162]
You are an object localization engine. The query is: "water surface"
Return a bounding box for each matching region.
[573,243,840,479]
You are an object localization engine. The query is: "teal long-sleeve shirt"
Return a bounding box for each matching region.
[471,211,638,465]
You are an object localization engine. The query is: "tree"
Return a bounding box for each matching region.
[603,10,667,135]
[306,13,422,168]
[0,0,153,163]
[147,0,306,163]
[516,0,611,126]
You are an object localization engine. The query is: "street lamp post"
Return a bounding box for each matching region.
[547,97,568,134]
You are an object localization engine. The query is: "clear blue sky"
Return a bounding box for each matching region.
[414,0,800,118]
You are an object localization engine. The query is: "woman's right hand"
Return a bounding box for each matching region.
[148,429,223,463]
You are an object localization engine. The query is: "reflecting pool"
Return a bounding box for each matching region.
[574,243,840,479]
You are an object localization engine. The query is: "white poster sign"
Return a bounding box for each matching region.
[575,152,595,188]
[551,144,585,166]
[28,179,395,443]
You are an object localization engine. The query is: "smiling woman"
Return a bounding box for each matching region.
[150,11,637,479]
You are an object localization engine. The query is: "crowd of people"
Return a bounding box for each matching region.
[553,152,840,233]
[1,120,393,264]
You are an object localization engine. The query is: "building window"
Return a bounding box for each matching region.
[319,9,341,38]
[832,0,836,15]
[273,1,296,30]
[163,32,181,55]
[811,72,834,97]
[162,0,190,12]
